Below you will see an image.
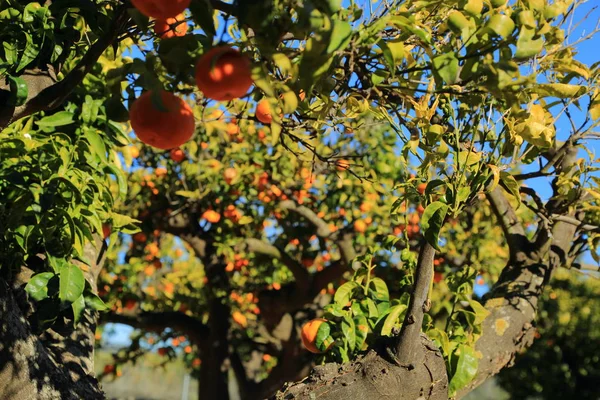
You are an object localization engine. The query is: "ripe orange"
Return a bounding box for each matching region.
[130,90,195,150]
[226,122,239,136]
[103,364,115,374]
[130,146,140,158]
[417,183,427,195]
[192,358,201,367]
[354,219,367,233]
[336,159,350,171]
[158,347,168,356]
[130,0,190,19]
[133,232,148,243]
[202,210,221,223]
[301,318,331,354]
[433,272,443,283]
[224,167,237,184]
[184,345,192,354]
[102,223,111,239]
[170,148,186,162]
[195,46,253,101]
[232,311,248,328]
[155,167,167,177]
[153,14,188,39]
[255,99,273,124]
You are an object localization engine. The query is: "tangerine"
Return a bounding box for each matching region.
[130,0,190,19]
[170,148,186,162]
[130,90,195,150]
[153,14,188,39]
[354,219,367,233]
[195,46,253,101]
[202,210,221,223]
[255,99,273,124]
[301,318,331,354]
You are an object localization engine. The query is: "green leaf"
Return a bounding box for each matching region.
[7,76,28,106]
[380,303,407,336]
[341,315,356,351]
[16,32,40,72]
[427,328,450,355]
[58,263,85,304]
[534,83,586,99]
[368,277,389,302]
[486,14,515,38]
[432,53,460,84]
[189,0,216,36]
[104,164,127,199]
[315,320,334,352]
[421,201,449,250]
[84,129,107,162]
[335,281,359,306]
[110,213,140,234]
[85,293,109,311]
[379,39,405,70]
[515,27,544,59]
[500,171,521,208]
[354,314,369,351]
[468,299,491,325]
[25,272,55,301]
[71,295,85,325]
[37,111,75,128]
[449,345,479,395]
[326,20,353,53]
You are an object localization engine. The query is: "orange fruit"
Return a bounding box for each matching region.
[417,204,425,214]
[226,122,239,136]
[192,358,201,367]
[153,14,188,39]
[224,167,237,184]
[130,0,190,19]
[133,232,147,243]
[155,167,167,177]
[417,183,427,195]
[170,148,186,162]
[184,345,192,354]
[255,99,273,124]
[354,219,367,233]
[262,354,272,362]
[433,272,443,283]
[103,364,115,374]
[158,347,168,356]
[336,159,350,171]
[130,90,195,150]
[130,146,140,158]
[202,210,221,223]
[301,318,331,354]
[195,46,253,101]
[298,90,306,101]
[102,223,111,239]
[232,311,248,328]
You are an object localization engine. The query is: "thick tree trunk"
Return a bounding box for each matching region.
[0,279,104,400]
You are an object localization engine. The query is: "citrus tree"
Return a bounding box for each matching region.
[0,1,599,400]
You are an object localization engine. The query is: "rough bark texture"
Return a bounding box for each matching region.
[277,335,448,400]
[0,239,107,400]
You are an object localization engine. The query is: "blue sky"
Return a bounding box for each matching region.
[105,1,600,347]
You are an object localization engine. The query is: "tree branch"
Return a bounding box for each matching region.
[102,310,209,345]
[245,238,310,290]
[0,7,130,131]
[278,200,333,237]
[486,186,528,258]
[395,241,436,365]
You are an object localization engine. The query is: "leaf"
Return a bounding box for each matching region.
[104,164,127,199]
[380,303,407,336]
[58,263,85,304]
[427,328,450,355]
[487,164,501,192]
[335,281,359,306]
[486,14,515,38]
[71,295,85,325]
[315,320,334,352]
[534,83,586,99]
[37,111,75,128]
[16,32,40,72]
[458,150,482,167]
[84,129,107,162]
[354,314,369,351]
[449,345,479,395]
[85,293,109,311]
[326,20,353,53]
[432,53,460,84]
[25,272,55,301]
[369,277,389,302]
[500,171,521,208]
[341,316,356,351]
[111,213,140,234]
[7,76,28,106]
[468,299,490,325]
[421,201,449,250]
[281,90,298,114]
[379,39,405,71]
[515,27,544,59]
[189,0,216,36]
